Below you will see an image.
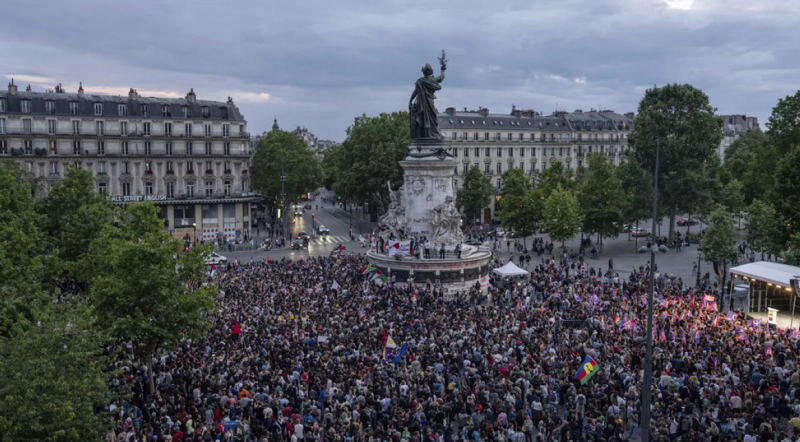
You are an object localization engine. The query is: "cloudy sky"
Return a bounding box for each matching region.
[1,0,797,141]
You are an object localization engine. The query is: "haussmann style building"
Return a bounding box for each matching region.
[439,106,635,223]
[0,79,256,243]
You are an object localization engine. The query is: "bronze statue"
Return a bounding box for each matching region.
[409,51,447,143]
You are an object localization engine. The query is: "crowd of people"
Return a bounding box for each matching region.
[104,251,800,442]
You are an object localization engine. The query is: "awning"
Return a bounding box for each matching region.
[493,262,529,277]
[729,262,800,288]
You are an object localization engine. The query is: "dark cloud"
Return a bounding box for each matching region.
[0,0,797,140]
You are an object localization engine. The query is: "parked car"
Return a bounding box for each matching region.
[204,252,228,265]
[317,225,330,235]
[676,218,698,226]
[632,228,651,238]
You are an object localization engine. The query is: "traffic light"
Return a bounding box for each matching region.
[311,213,315,219]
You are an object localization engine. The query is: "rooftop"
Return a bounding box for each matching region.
[439,107,634,131]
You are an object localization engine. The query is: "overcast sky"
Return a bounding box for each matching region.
[1,0,797,141]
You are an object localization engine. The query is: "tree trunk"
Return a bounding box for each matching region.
[146,348,155,397]
[635,220,639,249]
[668,206,677,241]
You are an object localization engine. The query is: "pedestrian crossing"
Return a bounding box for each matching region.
[307,234,354,245]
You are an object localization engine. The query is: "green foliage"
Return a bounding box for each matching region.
[535,161,575,198]
[783,233,800,266]
[616,159,652,226]
[39,165,113,282]
[251,130,323,208]
[498,168,543,240]
[769,148,800,246]
[0,301,111,442]
[701,205,738,264]
[323,112,410,207]
[629,84,723,238]
[457,165,494,222]
[578,153,626,243]
[745,200,784,258]
[543,185,582,247]
[723,131,776,205]
[0,161,52,337]
[721,179,745,215]
[766,90,800,154]
[88,202,215,389]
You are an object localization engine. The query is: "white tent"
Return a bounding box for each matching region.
[493,261,530,276]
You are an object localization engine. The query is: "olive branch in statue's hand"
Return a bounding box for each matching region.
[438,50,448,71]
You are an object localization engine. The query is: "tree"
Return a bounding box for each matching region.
[0,161,54,337]
[457,165,494,225]
[543,185,582,248]
[498,168,543,246]
[39,165,112,283]
[0,301,111,442]
[578,153,626,250]
[766,90,800,154]
[616,159,653,244]
[701,205,738,310]
[251,130,323,216]
[629,84,723,240]
[721,179,745,227]
[769,148,800,247]
[535,161,575,198]
[323,112,410,217]
[783,233,800,267]
[88,202,215,394]
[723,130,776,205]
[746,199,784,259]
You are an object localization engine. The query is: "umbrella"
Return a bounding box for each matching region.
[789,417,800,429]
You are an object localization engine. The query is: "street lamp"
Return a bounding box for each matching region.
[695,252,704,288]
[641,137,667,442]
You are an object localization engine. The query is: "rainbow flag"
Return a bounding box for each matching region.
[614,315,622,328]
[574,356,598,385]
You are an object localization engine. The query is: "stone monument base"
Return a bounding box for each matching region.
[366,244,492,295]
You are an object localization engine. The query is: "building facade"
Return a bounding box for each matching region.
[0,80,256,243]
[718,114,760,161]
[440,106,635,222]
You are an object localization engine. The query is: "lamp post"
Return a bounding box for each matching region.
[696,252,703,288]
[280,167,287,242]
[640,137,664,442]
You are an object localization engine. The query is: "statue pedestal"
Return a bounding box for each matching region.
[400,151,459,247]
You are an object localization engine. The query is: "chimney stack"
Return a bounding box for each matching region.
[7,78,18,95]
[78,82,84,97]
[478,108,489,117]
[186,88,196,103]
[25,84,31,92]
[624,112,634,118]
[128,88,139,100]
[445,107,456,116]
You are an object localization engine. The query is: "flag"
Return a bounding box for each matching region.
[361,264,377,275]
[358,306,365,320]
[574,356,598,385]
[383,335,398,360]
[711,317,719,327]
[725,311,737,321]
[660,329,667,341]
[392,342,408,364]
[689,297,695,309]
[267,256,271,265]
[338,244,344,255]
[210,264,218,278]
[681,329,687,345]
[331,280,340,291]
[614,315,622,328]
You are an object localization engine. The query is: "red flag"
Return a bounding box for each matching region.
[338,244,344,255]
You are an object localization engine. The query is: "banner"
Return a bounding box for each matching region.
[387,240,411,256]
[479,275,490,289]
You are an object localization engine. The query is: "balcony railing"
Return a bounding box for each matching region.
[0,129,251,139]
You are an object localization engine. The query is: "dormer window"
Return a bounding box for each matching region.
[182,106,191,118]
[69,102,79,115]
[220,107,228,120]
[45,100,56,114]
[162,105,171,118]
[201,106,210,118]
[20,100,31,113]
[0,98,6,112]
[118,104,127,116]
[141,104,150,117]
[94,103,103,115]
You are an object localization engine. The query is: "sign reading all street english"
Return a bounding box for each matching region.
[110,194,168,203]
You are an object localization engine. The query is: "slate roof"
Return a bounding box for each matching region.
[439,108,634,132]
[0,89,245,121]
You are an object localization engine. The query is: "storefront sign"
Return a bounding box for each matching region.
[111,194,168,203]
